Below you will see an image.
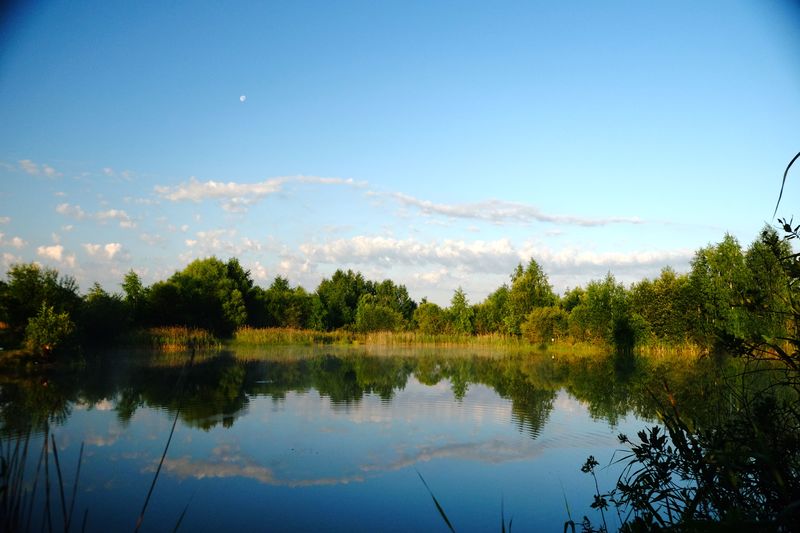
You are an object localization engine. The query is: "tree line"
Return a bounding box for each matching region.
[0,224,793,355]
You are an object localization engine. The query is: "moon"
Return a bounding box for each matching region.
[240,95,246,103]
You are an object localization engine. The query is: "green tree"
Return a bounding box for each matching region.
[414,302,449,335]
[373,279,417,326]
[25,303,75,355]
[0,263,81,347]
[80,283,130,345]
[474,285,510,334]
[354,294,403,332]
[569,273,642,350]
[629,267,694,344]
[145,257,255,336]
[742,225,792,341]
[315,269,371,330]
[689,234,748,347]
[448,287,475,335]
[121,270,148,326]
[521,306,568,344]
[506,259,556,335]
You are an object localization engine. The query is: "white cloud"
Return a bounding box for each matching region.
[299,236,518,272]
[19,159,61,177]
[83,242,124,260]
[56,203,87,219]
[0,233,26,249]
[38,244,63,261]
[19,159,39,175]
[103,242,122,259]
[139,233,166,246]
[42,164,59,177]
[2,252,22,268]
[389,192,643,227]
[96,208,135,228]
[250,261,269,280]
[0,216,10,224]
[83,243,101,256]
[299,235,691,273]
[37,244,74,267]
[102,167,114,177]
[56,203,135,228]
[154,175,362,212]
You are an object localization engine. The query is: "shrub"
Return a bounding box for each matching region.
[25,303,75,356]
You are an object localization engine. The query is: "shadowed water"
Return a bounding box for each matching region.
[0,347,746,531]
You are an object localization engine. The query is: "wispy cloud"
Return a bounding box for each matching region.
[154,175,362,212]
[56,203,135,228]
[96,208,135,228]
[388,192,643,227]
[0,216,10,224]
[56,203,87,219]
[156,444,364,488]
[139,233,166,246]
[0,233,26,249]
[2,252,22,268]
[19,159,61,177]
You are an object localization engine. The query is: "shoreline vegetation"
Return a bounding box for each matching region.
[0,222,794,365]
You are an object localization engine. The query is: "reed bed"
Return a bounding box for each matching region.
[363,331,525,347]
[233,327,358,345]
[231,327,712,357]
[125,327,221,352]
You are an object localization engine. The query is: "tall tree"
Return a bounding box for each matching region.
[449,287,475,335]
[0,263,81,346]
[506,259,556,335]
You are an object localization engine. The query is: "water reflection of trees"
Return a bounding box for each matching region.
[0,348,760,440]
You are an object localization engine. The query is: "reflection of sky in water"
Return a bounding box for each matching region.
[15,375,645,532]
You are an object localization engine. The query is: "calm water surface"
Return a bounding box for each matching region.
[1,347,734,531]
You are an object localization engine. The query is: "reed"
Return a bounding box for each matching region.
[233,327,358,346]
[124,327,221,352]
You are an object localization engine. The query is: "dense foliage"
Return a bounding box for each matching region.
[0,225,795,359]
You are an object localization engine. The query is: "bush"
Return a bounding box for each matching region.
[521,306,568,344]
[25,303,75,356]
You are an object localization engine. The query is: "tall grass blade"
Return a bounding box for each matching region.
[416,470,456,533]
[560,482,572,522]
[44,425,53,533]
[66,442,84,532]
[25,433,47,533]
[135,349,196,532]
[774,150,800,218]
[50,434,68,530]
[171,492,195,533]
[81,508,88,533]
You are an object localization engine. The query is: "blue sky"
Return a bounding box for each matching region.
[1,0,798,305]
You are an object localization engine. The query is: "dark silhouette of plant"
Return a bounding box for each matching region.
[581,152,800,530]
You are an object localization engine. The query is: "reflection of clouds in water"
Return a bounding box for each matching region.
[73,398,115,411]
[251,380,514,432]
[154,444,364,488]
[554,394,581,414]
[362,438,543,473]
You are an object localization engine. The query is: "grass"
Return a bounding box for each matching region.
[124,327,221,352]
[1,427,86,533]
[232,327,529,348]
[231,327,713,358]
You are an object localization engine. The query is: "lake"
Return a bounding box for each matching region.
[1,347,739,531]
